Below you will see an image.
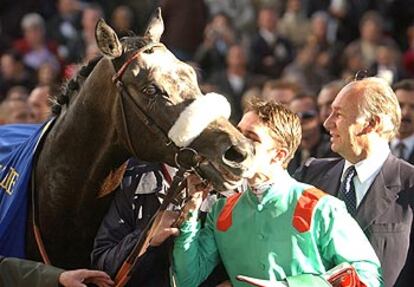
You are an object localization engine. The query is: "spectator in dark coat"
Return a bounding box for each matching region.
[208,44,266,123]
[250,6,294,78]
[288,94,336,174]
[91,159,173,287]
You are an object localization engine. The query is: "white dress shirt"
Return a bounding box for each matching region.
[342,140,390,207]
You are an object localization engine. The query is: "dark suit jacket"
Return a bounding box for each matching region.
[250,33,294,78]
[294,155,414,287]
[407,149,414,165]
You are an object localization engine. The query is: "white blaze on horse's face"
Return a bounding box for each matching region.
[139,46,196,94]
[168,93,231,147]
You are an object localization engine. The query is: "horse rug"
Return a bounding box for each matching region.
[0,120,53,258]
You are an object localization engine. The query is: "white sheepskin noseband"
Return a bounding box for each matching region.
[168,93,231,147]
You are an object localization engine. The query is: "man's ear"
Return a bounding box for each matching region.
[359,115,380,135]
[271,148,289,164]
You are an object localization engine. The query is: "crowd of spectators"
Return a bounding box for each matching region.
[1,0,414,162]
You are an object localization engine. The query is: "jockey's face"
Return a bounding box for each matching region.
[237,111,286,186]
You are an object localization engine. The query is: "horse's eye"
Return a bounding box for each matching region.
[142,85,157,96]
[143,48,154,54]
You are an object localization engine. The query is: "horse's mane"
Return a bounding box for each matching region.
[51,36,151,116]
[52,56,102,116]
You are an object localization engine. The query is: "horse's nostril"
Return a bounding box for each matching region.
[224,145,247,164]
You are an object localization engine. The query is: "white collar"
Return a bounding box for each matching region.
[343,140,390,183]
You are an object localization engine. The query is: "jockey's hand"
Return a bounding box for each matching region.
[149,210,180,247]
[177,174,213,223]
[59,269,114,287]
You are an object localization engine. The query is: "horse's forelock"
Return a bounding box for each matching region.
[121,36,151,53]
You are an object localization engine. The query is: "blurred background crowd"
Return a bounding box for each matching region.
[1,0,414,172]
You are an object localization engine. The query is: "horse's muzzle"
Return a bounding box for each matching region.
[222,139,254,171]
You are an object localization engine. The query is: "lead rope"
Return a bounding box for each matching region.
[114,167,188,287]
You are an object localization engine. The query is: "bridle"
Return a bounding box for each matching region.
[110,43,211,287]
[32,43,210,283]
[111,42,203,173]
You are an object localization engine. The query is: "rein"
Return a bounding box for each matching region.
[112,44,206,286]
[114,168,188,287]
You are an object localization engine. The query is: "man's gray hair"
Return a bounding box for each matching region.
[356,77,401,140]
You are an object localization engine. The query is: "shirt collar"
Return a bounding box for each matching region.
[246,166,293,207]
[343,140,390,183]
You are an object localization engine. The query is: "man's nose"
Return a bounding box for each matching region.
[323,114,333,131]
[401,104,411,116]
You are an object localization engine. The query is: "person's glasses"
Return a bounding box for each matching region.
[297,110,318,120]
[354,70,370,81]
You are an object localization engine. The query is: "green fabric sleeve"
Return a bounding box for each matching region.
[315,197,384,287]
[0,257,64,287]
[173,207,220,287]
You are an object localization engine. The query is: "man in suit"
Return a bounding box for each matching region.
[250,7,294,79]
[390,79,414,164]
[294,77,414,287]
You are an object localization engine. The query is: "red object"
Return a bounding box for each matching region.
[216,193,242,231]
[292,188,326,233]
[326,264,367,287]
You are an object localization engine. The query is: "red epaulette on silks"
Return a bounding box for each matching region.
[292,188,326,233]
[216,193,242,232]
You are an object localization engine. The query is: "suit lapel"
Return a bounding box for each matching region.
[318,159,344,196]
[355,155,400,231]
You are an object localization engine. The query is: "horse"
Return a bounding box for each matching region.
[24,8,254,269]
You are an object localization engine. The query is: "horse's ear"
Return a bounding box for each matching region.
[95,19,123,59]
[144,7,164,43]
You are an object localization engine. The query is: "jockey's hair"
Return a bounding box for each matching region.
[52,56,102,116]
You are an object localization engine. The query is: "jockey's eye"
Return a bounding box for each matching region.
[142,85,158,96]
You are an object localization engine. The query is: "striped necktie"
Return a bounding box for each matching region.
[339,166,357,216]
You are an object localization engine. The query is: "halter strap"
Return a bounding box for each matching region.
[112,42,162,83]
[112,44,206,172]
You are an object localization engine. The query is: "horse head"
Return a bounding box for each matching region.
[96,8,254,190]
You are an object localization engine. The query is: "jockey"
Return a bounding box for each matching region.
[171,101,383,287]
